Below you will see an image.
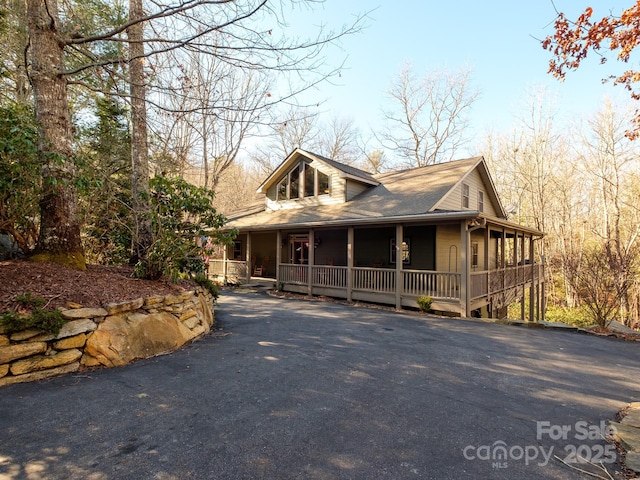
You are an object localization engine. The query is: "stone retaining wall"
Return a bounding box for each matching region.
[0,287,215,387]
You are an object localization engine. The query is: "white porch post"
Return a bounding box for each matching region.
[308,229,315,295]
[347,227,354,302]
[246,232,252,283]
[276,230,282,288]
[460,221,469,317]
[395,224,403,310]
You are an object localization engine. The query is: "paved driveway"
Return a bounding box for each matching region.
[1,290,639,479]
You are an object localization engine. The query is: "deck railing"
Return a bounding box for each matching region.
[353,267,396,293]
[311,265,348,288]
[209,259,248,281]
[216,260,540,304]
[470,264,542,300]
[279,263,309,285]
[403,269,461,299]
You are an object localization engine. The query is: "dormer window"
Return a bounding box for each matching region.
[304,163,315,197]
[276,161,330,201]
[318,170,329,195]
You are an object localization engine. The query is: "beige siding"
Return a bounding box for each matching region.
[266,183,277,201]
[345,179,370,201]
[435,224,461,272]
[265,163,344,210]
[437,167,497,216]
[469,230,487,271]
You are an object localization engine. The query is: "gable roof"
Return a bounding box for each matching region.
[256,148,378,194]
[228,155,514,230]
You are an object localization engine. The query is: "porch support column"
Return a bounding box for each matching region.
[484,226,491,318]
[529,235,536,322]
[518,232,526,321]
[308,229,315,295]
[276,230,282,288]
[347,227,354,302]
[246,232,252,284]
[540,253,546,322]
[460,221,469,317]
[395,224,403,310]
[223,243,228,284]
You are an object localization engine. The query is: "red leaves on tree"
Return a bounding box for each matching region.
[543,2,640,138]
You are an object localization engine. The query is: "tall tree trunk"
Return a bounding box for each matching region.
[26,0,86,269]
[128,0,152,264]
[202,114,209,189]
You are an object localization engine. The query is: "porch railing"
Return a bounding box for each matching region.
[279,263,309,285]
[209,259,248,281]
[216,259,540,304]
[312,265,348,288]
[470,264,542,300]
[353,267,396,293]
[403,269,461,300]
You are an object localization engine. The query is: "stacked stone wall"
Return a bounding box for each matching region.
[0,287,215,387]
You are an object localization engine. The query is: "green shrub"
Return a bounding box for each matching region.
[133,175,236,281]
[544,304,595,328]
[417,295,432,312]
[0,293,66,335]
[194,273,219,301]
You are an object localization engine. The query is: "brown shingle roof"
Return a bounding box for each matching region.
[226,156,486,230]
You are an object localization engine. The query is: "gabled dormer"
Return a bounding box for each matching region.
[256,149,379,211]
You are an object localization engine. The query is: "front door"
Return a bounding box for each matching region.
[290,235,309,264]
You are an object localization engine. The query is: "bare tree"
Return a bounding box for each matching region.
[580,99,640,325]
[0,0,31,104]
[317,115,360,164]
[128,0,152,264]
[23,0,365,269]
[380,64,479,167]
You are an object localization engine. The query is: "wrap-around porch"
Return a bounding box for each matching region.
[211,220,544,320]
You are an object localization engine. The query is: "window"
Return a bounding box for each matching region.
[304,163,315,197]
[390,238,410,265]
[277,177,287,201]
[478,190,484,212]
[318,170,330,195]
[233,240,242,260]
[471,242,479,268]
[290,166,300,199]
[462,183,470,208]
[275,161,330,201]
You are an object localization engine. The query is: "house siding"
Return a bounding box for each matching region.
[435,224,461,272]
[404,225,436,270]
[345,179,370,201]
[438,168,497,216]
[314,229,348,266]
[354,226,395,267]
[470,229,487,271]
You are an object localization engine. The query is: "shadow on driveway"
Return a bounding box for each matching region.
[0,290,638,479]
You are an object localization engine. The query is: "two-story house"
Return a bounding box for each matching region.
[212,148,545,320]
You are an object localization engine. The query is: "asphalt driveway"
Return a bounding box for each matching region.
[1,290,639,479]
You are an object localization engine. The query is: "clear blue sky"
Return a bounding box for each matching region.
[284,0,634,153]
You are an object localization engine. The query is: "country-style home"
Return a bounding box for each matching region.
[212,148,545,320]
